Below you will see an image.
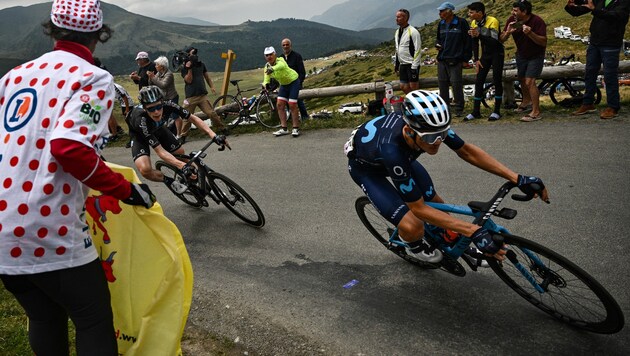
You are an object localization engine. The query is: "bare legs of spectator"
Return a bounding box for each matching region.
[520,77,541,117]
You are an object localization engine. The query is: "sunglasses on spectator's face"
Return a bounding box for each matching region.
[265,53,274,57]
[145,104,163,112]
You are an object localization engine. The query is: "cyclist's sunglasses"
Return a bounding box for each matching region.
[145,104,163,112]
[416,127,450,144]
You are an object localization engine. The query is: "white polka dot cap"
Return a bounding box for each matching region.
[50,0,103,33]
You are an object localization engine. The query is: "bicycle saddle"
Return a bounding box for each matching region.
[230,80,242,85]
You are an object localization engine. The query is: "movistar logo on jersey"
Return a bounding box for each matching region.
[426,185,434,197]
[4,88,37,132]
[400,178,416,193]
[361,117,383,143]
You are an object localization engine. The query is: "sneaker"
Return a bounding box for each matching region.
[488,112,501,121]
[405,238,443,263]
[599,107,618,120]
[273,128,289,136]
[572,104,596,116]
[462,247,490,268]
[453,110,464,117]
[463,113,480,122]
[291,128,301,137]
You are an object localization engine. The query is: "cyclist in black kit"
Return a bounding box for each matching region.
[345,90,549,264]
[126,86,227,187]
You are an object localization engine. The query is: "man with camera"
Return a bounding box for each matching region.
[179,47,225,143]
[566,0,630,119]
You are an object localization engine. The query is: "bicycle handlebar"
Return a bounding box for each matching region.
[511,182,541,202]
[470,181,545,226]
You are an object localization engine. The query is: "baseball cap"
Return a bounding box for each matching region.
[264,46,276,55]
[135,51,149,60]
[50,0,103,32]
[437,2,455,11]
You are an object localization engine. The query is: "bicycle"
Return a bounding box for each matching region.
[355,182,624,334]
[482,54,601,109]
[212,80,281,130]
[156,137,265,227]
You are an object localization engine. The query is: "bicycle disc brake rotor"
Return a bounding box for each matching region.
[530,263,567,289]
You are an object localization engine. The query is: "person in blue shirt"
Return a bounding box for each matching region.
[345,90,549,263]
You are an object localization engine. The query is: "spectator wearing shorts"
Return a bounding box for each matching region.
[500,0,547,122]
[262,46,302,137]
[394,8,422,93]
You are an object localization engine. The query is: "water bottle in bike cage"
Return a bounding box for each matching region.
[424,223,459,245]
[248,95,256,107]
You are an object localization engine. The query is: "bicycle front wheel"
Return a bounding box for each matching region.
[488,233,624,334]
[212,95,242,129]
[355,197,438,269]
[207,172,265,227]
[256,94,281,128]
[156,161,206,208]
[549,78,601,107]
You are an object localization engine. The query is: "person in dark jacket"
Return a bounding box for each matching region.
[566,0,630,119]
[281,38,309,120]
[436,2,472,116]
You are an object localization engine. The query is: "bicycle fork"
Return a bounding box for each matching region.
[505,248,548,293]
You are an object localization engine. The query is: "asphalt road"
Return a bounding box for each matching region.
[106,117,630,355]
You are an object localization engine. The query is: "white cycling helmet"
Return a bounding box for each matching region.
[402,90,451,133]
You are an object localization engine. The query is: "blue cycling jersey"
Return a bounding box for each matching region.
[347,113,465,225]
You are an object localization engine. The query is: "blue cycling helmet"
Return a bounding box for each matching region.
[402,90,451,133]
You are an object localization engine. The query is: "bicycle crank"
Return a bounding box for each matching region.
[439,255,466,277]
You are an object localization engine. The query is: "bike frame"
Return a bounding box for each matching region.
[384,182,551,293]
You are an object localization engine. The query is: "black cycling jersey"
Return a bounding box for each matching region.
[126,101,190,148]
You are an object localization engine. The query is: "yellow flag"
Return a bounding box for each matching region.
[86,163,193,356]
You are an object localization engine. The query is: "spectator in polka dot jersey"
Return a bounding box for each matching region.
[0,1,156,355]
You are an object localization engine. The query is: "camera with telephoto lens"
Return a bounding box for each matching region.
[171,47,199,70]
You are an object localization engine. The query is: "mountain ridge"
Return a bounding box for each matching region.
[0,2,392,76]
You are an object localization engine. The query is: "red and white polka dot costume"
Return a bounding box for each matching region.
[0,42,128,275]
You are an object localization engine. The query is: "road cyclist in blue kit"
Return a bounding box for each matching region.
[345,90,549,265]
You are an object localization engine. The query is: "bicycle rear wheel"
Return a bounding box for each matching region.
[212,95,242,129]
[354,197,439,269]
[156,161,206,208]
[488,233,624,334]
[256,94,281,128]
[549,78,601,107]
[207,172,265,227]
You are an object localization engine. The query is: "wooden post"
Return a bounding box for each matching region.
[374,78,384,101]
[219,50,237,106]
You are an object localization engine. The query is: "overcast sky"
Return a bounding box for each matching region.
[0,0,346,25]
